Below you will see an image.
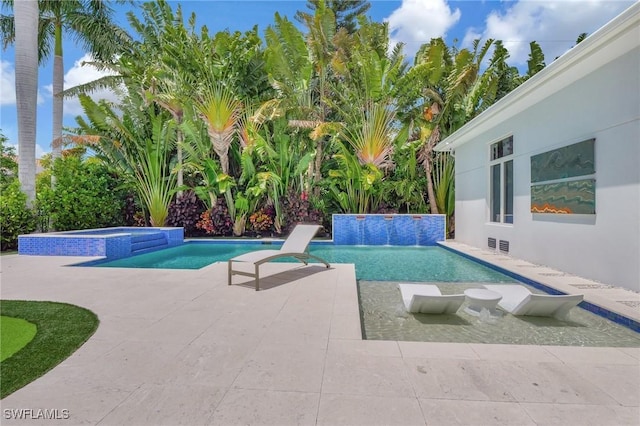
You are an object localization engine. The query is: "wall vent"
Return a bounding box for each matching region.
[499,240,510,253]
[488,238,496,249]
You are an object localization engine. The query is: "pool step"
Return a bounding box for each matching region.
[130,232,168,254]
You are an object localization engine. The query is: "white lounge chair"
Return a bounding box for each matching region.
[397,283,465,314]
[228,224,330,291]
[483,284,583,318]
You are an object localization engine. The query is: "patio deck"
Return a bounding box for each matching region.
[1,245,638,425]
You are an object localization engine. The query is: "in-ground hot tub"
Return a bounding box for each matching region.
[18,227,184,259]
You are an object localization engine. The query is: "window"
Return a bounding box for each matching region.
[490,136,514,224]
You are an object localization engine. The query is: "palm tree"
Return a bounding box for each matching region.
[263,6,339,194]
[296,0,370,33]
[398,38,505,214]
[386,140,427,213]
[346,21,406,105]
[1,0,127,160]
[75,93,178,227]
[525,41,546,80]
[327,141,383,214]
[12,0,38,206]
[240,118,315,232]
[194,83,242,175]
[342,102,395,169]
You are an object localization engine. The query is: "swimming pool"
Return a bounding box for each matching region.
[359,281,640,347]
[80,242,518,283]
[79,240,639,343]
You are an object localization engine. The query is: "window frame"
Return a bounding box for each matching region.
[488,136,514,224]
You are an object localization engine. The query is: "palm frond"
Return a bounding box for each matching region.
[343,102,395,169]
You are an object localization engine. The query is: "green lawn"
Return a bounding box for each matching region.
[0,316,37,362]
[0,300,99,398]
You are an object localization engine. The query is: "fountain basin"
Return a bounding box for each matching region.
[332,214,446,246]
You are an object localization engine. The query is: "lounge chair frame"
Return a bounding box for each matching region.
[228,224,330,291]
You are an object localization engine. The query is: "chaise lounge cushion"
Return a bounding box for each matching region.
[397,283,465,314]
[483,284,583,318]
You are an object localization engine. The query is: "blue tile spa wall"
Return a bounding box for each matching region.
[18,227,184,258]
[18,235,110,257]
[332,214,446,246]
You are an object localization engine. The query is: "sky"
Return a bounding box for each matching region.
[0,0,636,158]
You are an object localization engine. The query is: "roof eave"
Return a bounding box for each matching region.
[434,2,640,152]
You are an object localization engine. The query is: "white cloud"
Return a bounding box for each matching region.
[1,61,16,105]
[386,0,461,58]
[0,60,45,105]
[51,53,120,117]
[466,0,635,66]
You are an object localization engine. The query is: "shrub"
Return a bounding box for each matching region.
[196,210,214,234]
[35,168,54,232]
[372,202,398,214]
[37,157,126,231]
[132,212,147,227]
[0,134,18,192]
[249,208,274,233]
[196,198,232,236]
[281,189,323,234]
[122,193,140,226]
[168,191,206,236]
[0,181,36,251]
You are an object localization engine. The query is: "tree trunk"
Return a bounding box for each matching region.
[207,128,233,175]
[313,137,324,197]
[14,0,39,207]
[52,23,63,162]
[176,131,183,196]
[424,156,439,214]
[420,126,440,215]
[169,110,183,196]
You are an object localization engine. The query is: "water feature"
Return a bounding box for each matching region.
[384,216,393,246]
[356,215,366,246]
[413,216,421,246]
[332,214,446,246]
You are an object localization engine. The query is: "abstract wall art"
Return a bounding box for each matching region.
[531,179,596,214]
[531,138,595,183]
[530,139,596,214]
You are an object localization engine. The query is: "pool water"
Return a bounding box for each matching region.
[84,242,517,283]
[86,242,253,270]
[81,241,639,346]
[359,281,640,347]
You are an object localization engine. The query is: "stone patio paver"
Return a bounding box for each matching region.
[1,247,639,425]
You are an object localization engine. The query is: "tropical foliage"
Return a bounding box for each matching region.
[0,134,36,250]
[0,133,17,190]
[2,0,556,245]
[36,152,127,231]
[74,93,178,227]
[0,180,36,251]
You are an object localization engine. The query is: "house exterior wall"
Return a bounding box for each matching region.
[454,47,640,291]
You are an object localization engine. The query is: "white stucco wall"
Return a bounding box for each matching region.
[454,47,640,291]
